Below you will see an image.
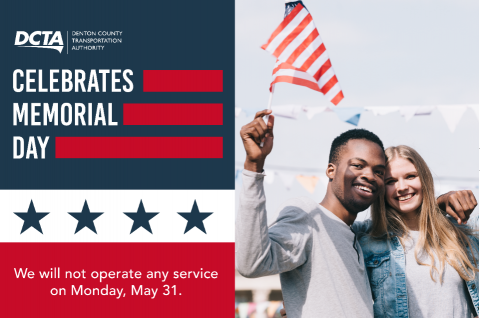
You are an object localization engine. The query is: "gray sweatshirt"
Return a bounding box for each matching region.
[236,170,373,318]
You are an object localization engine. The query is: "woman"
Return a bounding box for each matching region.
[360,145,478,318]
[280,145,478,318]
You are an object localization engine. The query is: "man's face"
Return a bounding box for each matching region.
[331,139,386,214]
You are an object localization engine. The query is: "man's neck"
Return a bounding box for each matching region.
[320,191,357,226]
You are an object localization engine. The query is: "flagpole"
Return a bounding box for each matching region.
[260,84,275,148]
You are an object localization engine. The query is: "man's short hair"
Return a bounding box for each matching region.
[328,129,384,164]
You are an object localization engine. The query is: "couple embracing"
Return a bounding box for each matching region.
[236,110,478,318]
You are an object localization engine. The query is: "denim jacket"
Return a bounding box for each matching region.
[353,218,479,318]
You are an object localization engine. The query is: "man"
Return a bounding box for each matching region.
[236,110,476,318]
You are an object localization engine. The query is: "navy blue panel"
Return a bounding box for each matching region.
[0,0,234,189]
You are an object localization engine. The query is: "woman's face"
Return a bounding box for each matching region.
[385,157,423,214]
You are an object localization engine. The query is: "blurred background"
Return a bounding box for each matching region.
[235,0,479,317]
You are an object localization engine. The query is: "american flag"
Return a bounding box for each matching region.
[262,1,344,106]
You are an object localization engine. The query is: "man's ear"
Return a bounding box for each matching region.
[326,163,336,181]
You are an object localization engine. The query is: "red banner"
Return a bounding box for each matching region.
[1,243,234,317]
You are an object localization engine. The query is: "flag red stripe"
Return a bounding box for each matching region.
[320,75,339,94]
[124,104,223,125]
[56,137,223,158]
[300,43,326,71]
[272,76,321,92]
[143,70,223,92]
[272,14,313,57]
[313,59,332,81]
[285,29,319,65]
[272,62,297,75]
[331,91,344,105]
[261,4,304,50]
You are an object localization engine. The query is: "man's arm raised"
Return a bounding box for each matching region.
[240,110,274,173]
[236,110,310,278]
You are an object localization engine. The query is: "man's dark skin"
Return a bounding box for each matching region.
[240,109,477,318]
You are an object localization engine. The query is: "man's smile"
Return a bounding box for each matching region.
[352,182,376,198]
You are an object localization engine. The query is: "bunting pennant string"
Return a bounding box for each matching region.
[235,104,477,131]
[399,106,419,121]
[414,106,435,116]
[303,106,328,119]
[235,164,477,195]
[333,107,364,126]
[271,105,304,119]
[364,106,399,116]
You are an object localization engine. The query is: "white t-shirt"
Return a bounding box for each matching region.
[404,230,474,318]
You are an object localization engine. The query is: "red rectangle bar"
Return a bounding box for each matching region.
[143,70,223,92]
[56,137,223,158]
[0,243,234,318]
[124,104,223,125]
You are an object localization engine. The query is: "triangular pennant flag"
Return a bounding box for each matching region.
[272,105,304,119]
[296,175,319,194]
[278,172,296,190]
[302,106,328,120]
[346,114,361,126]
[238,303,249,318]
[437,105,467,133]
[264,169,276,185]
[364,106,400,116]
[235,107,242,117]
[333,107,364,126]
[399,106,419,121]
[467,104,479,119]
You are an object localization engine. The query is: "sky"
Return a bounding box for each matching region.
[235,0,479,224]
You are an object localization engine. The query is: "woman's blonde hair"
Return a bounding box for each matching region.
[370,145,478,282]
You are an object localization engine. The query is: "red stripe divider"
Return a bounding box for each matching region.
[123,104,223,125]
[56,137,223,158]
[143,70,223,92]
